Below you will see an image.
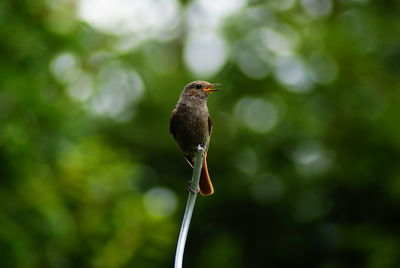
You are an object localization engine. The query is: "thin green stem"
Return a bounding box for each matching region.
[174,145,205,268]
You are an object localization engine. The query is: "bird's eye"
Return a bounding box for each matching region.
[195,84,202,90]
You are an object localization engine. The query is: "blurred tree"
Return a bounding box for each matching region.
[1,0,400,267]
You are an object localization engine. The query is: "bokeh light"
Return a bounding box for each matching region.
[88,61,144,120]
[234,97,279,133]
[77,0,181,50]
[184,31,228,77]
[300,0,333,18]
[291,140,333,176]
[50,52,80,84]
[273,55,314,93]
[143,187,178,218]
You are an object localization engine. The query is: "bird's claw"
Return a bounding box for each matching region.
[188,181,200,194]
[197,144,205,153]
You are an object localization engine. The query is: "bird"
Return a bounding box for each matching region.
[170,81,220,196]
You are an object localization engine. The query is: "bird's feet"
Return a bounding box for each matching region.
[197,144,205,153]
[188,181,200,194]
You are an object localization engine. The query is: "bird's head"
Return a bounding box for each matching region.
[182,81,221,100]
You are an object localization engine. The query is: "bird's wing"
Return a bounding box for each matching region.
[208,115,213,135]
[169,112,177,139]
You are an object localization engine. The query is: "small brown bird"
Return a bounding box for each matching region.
[170,81,220,196]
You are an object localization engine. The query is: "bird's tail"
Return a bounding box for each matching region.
[199,152,214,196]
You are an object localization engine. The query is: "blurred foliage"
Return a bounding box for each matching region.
[1,0,400,267]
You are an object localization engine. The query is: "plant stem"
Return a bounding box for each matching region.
[174,145,205,268]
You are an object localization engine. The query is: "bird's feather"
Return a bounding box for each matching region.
[169,112,177,139]
[208,116,212,136]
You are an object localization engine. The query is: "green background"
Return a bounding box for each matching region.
[2,0,400,267]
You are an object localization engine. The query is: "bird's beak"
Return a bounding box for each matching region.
[204,83,221,92]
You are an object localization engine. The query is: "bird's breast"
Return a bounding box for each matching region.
[173,104,210,151]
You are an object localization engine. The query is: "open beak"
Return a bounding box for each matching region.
[204,83,221,92]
